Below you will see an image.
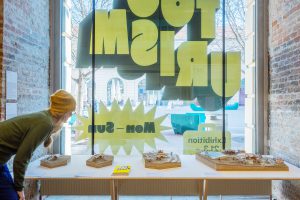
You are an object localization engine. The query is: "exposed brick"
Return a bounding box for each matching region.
[269,0,300,199]
[2,0,50,115]
[0,0,50,198]
[0,0,3,120]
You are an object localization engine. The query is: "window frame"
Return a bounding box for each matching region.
[50,0,63,154]
[255,0,269,154]
[52,0,270,155]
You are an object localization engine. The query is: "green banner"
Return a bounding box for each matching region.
[75,0,241,111]
[183,124,231,154]
[76,100,170,155]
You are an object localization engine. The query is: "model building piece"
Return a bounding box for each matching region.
[40,154,71,168]
[196,150,289,171]
[143,150,181,169]
[86,154,114,168]
[111,165,131,176]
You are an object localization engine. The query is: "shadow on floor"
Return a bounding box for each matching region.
[45,195,271,200]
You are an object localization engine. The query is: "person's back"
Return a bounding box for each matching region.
[0,110,53,165]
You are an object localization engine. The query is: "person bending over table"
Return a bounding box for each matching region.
[0,90,76,200]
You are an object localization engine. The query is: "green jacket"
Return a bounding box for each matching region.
[0,110,53,191]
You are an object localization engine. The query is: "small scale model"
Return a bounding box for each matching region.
[86,154,114,168]
[143,150,181,169]
[111,165,131,176]
[40,154,71,168]
[196,150,288,171]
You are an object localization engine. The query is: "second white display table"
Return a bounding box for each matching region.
[25,155,300,200]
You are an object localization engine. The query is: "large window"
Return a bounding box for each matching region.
[60,0,256,155]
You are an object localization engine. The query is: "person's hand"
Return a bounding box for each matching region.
[17,190,25,200]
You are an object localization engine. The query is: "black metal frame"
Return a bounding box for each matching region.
[91,0,96,155]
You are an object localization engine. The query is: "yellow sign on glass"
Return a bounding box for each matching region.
[183,124,231,154]
[76,100,169,155]
[76,0,242,111]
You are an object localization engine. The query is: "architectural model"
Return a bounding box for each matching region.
[196,150,288,171]
[40,154,71,168]
[143,150,181,169]
[86,154,114,168]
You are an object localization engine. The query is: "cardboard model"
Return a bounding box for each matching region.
[143,150,181,169]
[40,155,71,168]
[86,154,114,168]
[196,150,289,171]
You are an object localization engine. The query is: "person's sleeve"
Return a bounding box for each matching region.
[13,123,52,191]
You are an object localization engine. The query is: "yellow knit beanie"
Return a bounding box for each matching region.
[50,90,76,114]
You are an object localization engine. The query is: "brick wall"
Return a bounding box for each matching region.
[1,0,50,198]
[269,0,300,199]
[0,0,4,120]
[3,0,50,159]
[3,0,50,115]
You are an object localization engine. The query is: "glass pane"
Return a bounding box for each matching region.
[65,0,98,154]
[62,0,255,155]
[221,0,255,151]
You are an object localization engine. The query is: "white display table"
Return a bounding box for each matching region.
[25,155,300,200]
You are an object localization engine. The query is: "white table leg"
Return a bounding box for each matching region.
[203,180,208,200]
[110,180,119,200]
[199,180,203,200]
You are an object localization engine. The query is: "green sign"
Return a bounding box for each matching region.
[76,100,169,155]
[183,124,231,154]
[76,0,241,111]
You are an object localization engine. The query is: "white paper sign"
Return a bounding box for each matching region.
[6,71,18,100]
[6,103,17,119]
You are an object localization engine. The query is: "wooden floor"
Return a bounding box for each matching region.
[46,195,271,200]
